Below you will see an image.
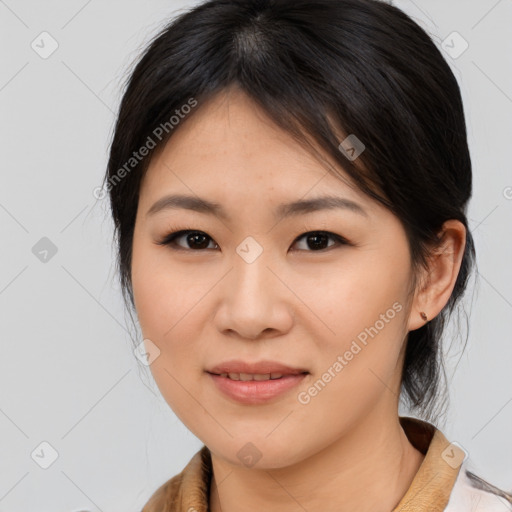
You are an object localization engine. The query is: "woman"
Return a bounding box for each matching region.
[102,0,512,510]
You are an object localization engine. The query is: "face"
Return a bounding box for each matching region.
[131,88,419,468]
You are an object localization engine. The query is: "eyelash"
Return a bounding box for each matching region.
[155,225,351,253]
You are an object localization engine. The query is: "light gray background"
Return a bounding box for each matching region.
[0,1,511,511]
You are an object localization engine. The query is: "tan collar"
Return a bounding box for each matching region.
[142,416,463,512]
[392,416,464,511]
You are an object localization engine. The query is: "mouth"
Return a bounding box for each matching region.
[206,371,309,381]
[205,369,309,404]
[206,359,310,378]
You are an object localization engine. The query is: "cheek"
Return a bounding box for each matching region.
[295,252,411,394]
[131,253,205,418]
[131,240,196,336]
[292,271,409,428]
[131,243,214,383]
[297,254,408,334]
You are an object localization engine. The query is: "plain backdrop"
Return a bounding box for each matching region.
[0,0,511,510]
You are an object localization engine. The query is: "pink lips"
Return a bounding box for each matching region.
[205,359,309,404]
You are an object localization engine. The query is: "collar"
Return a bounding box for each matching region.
[142,416,464,512]
[392,416,464,511]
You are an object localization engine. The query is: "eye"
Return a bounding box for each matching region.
[156,229,349,252]
[157,230,219,251]
[291,231,348,252]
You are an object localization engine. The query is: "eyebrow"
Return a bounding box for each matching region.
[146,193,369,220]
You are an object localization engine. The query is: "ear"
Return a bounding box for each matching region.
[407,220,467,332]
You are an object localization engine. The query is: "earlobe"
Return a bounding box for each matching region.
[407,220,467,332]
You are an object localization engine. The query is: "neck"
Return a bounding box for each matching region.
[208,411,425,512]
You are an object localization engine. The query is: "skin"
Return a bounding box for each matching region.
[131,87,467,512]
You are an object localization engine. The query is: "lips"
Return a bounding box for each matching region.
[207,370,309,404]
[206,359,309,377]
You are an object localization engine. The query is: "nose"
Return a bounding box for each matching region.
[214,246,293,340]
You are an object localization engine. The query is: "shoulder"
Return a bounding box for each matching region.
[445,461,512,511]
[141,445,211,512]
[141,472,184,512]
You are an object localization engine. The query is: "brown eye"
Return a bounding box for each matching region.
[291,231,348,252]
[158,230,218,250]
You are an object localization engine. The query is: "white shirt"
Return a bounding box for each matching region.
[445,460,512,511]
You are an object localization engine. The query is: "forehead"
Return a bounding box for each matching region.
[140,89,375,215]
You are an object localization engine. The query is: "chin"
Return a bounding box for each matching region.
[208,437,307,470]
